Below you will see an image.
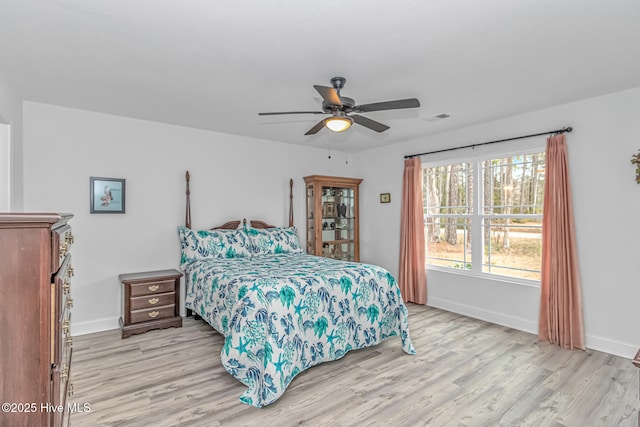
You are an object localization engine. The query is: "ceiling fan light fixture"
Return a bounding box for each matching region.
[325,116,353,132]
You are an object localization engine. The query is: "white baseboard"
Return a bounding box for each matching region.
[71,316,120,336]
[427,296,538,335]
[427,296,639,359]
[585,334,639,360]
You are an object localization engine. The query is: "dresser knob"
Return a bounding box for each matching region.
[148,297,159,305]
[148,311,159,318]
[148,284,159,292]
[67,298,74,309]
[66,336,73,347]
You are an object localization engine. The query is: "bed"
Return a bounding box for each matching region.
[179,172,415,407]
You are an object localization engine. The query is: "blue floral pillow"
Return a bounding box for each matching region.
[245,226,304,255]
[178,226,253,268]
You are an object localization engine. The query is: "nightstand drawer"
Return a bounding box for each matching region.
[130,291,175,310]
[130,279,175,296]
[130,305,175,324]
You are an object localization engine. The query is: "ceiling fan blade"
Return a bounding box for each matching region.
[304,119,326,135]
[356,98,420,113]
[258,111,324,116]
[313,85,342,106]
[352,114,390,133]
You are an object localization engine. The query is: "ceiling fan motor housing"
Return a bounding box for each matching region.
[322,97,355,113]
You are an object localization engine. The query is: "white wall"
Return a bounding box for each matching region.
[22,102,353,335]
[352,87,640,359]
[0,72,22,210]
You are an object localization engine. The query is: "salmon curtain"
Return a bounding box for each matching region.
[539,134,585,350]
[399,157,427,304]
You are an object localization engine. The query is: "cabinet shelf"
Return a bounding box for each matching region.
[323,239,355,245]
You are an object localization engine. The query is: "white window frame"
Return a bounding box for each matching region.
[423,144,546,287]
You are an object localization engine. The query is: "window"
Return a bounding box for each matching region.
[424,150,545,282]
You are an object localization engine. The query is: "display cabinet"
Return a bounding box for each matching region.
[303,175,362,262]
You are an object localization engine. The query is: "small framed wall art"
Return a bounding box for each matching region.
[90,177,126,213]
[380,193,391,203]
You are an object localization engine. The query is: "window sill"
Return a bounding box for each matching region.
[426,265,541,288]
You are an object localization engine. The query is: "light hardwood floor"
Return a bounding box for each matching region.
[70,304,639,427]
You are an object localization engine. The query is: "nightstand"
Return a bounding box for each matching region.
[119,269,182,338]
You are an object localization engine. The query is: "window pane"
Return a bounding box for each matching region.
[483,153,545,215]
[424,162,473,215]
[426,217,471,270]
[483,217,542,280]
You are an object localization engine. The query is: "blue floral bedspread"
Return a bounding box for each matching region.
[184,253,416,407]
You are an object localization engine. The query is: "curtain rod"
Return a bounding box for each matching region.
[404,126,573,159]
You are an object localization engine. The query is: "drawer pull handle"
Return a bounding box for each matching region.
[68,383,74,397]
[66,336,73,347]
[148,297,159,305]
[65,231,75,244]
[148,311,160,318]
[148,285,159,292]
[63,280,70,295]
[60,242,68,257]
[61,365,68,382]
[67,298,74,309]
[68,266,75,277]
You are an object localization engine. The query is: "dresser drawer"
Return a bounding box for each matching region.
[51,223,74,273]
[52,255,72,366]
[130,291,175,310]
[52,345,72,427]
[130,279,175,297]
[130,304,175,324]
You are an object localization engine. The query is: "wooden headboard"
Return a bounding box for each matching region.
[185,171,294,229]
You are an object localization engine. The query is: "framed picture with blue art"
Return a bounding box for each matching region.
[90,177,126,213]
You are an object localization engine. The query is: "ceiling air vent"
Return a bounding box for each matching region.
[424,113,451,122]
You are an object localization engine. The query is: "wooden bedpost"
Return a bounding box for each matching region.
[185,171,191,229]
[185,170,193,318]
[289,178,294,227]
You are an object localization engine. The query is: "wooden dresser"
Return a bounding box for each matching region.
[0,213,74,427]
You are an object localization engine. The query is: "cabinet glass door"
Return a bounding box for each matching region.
[306,184,315,255]
[320,185,355,261]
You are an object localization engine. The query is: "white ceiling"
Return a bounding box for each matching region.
[1,0,639,153]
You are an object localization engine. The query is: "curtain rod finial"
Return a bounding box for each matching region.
[565,127,573,133]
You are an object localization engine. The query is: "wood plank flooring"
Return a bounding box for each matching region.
[69,304,639,426]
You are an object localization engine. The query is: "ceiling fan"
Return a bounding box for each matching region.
[258,77,420,135]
